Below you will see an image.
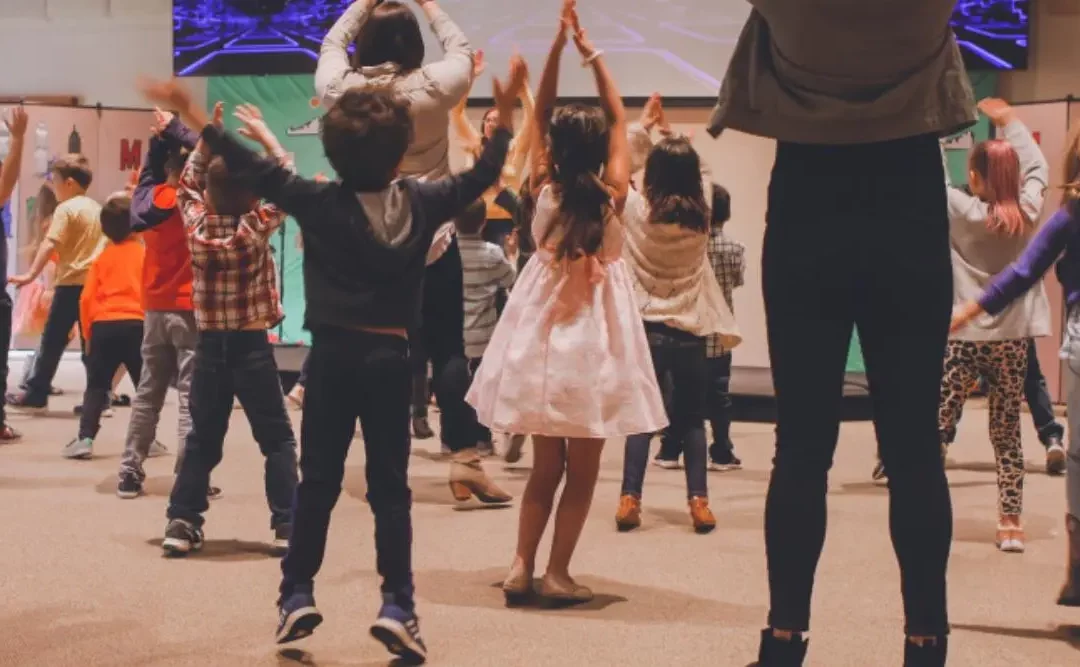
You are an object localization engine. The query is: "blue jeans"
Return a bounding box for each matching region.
[167,330,298,529]
[1060,307,1080,519]
[622,322,709,499]
[1025,337,1064,446]
[280,327,415,610]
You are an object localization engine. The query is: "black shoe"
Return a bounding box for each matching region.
[276,586,323,644]
[111,393,132,407]
[756,628,807,666]
[163,519,204,556]
[708,447,742,472]
[903,636,947,667]
[117,473,143,499]
[207,484,223,500]
[272,523,292,556]
[412,416,434,440]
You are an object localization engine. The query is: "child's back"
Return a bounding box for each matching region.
[79,238,144,340]
[50,194,104,286]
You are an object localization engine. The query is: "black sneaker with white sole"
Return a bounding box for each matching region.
[117,473,143,499]
[162,519,204,556]
[276,586,323,644]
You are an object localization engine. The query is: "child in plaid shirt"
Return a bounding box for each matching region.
[142,100,299,559]
[655,184,745,470]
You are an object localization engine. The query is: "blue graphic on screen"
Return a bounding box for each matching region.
[951,0,1030,70]
[173,0,354,77]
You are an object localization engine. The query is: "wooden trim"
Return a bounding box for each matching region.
[0,95,82,106]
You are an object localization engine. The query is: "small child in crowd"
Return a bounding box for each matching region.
[63,194,145,459]
[131,96,299,560]
[141,53,523,663]
[455,200,517,451]
[703,184,745,470]
[8,154,105,411]
[117,109,220,500]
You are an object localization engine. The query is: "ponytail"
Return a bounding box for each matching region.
[547,167,608,261]
[969,139,1029,236]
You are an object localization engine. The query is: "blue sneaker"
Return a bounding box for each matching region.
[369,602,427,664]
[276,587,323,644]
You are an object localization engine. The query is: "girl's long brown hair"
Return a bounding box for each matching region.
[969,139,1029,236]
[1063,121,1080,214]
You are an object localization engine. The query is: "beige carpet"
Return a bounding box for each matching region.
[0,360,1077,666]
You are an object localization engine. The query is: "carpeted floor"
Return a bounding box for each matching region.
[1,360,1078,666]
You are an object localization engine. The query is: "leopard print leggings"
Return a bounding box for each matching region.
[938,339,1028,516]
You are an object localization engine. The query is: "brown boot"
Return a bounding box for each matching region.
[448,449,512,505]
[615,494,641,531]
[1058,514,1080,607]
[689,497,716,534]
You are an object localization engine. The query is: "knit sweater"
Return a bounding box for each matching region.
[620,188,740,351]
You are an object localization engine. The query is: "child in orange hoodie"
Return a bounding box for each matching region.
[63,193,145,460]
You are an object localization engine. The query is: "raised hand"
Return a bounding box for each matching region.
[977,98,1016,127]
[212,101,225,130]
[234,103,270,143]
[473,49,486,79]
[4,107,28,138]
[641,93,662,129]
[152,107,175,136]
[139,77,194,115]
[492,54,529,125]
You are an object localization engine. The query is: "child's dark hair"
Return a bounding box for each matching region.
[454,200,487,235]
[206,156,257,217]
[322,89,414,191]
[1063,121,1080,216]
[352,1,425,71]
[100,194,133,243]
[643,136,708,232]
[711,184,731,227]
[542,104,611,261]
[51,154,93,190]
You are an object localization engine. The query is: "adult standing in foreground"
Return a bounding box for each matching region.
[708,3,975,666]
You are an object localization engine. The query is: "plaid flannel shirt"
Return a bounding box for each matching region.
[177,150,287,331]
[706,228,746,358]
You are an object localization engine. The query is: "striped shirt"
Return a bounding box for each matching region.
[458,233,516,359]
[706,228,746,358]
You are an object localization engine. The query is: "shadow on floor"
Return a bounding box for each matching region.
[953,623,1080,651]
[414,568,762,624]
[0,474,91,490]
[343,468,521,509]
[94,474,177,497]
[947,459,1063,476]
[835,479,996,496]
[144,537,281,562]
[276,647,395,667]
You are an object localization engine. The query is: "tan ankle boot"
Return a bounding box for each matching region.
[1058,514,1080,606]
[615,494,641,531]
[689,497,716,534]
[448,449,512,505]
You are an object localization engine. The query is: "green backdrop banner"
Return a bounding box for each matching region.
[208,72,998,365]
[207,75,329,345]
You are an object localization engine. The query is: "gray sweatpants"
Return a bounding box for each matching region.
[1062,305,1080,519]
[119,311,197,480]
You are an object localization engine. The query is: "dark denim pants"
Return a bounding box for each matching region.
[623,322,709,499]
[280,327,415,610]
[167,330,298,529]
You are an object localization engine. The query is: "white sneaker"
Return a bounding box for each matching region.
[651,458,680,470]
[148,440,170,458]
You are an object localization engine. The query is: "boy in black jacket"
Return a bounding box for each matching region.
[140,55,525,665]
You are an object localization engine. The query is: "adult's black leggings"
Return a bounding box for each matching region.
[762,134,953,638]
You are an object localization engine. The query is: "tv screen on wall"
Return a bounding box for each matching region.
[952,0,1031,70]
[173,0,1032,80]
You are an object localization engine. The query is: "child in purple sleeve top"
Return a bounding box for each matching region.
[952,128,1080,609]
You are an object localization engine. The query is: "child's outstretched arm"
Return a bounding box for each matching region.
[415,0,474,107]
[416,56,527,225]
[0,107,27,207]
[131,108,183,233]
[201,104,328,230]
[530,1,571,185]
[567,5,629,211]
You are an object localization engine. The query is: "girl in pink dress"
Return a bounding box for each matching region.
[466,0,667,604]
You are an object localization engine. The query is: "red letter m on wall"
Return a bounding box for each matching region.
[120,139,143,171]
